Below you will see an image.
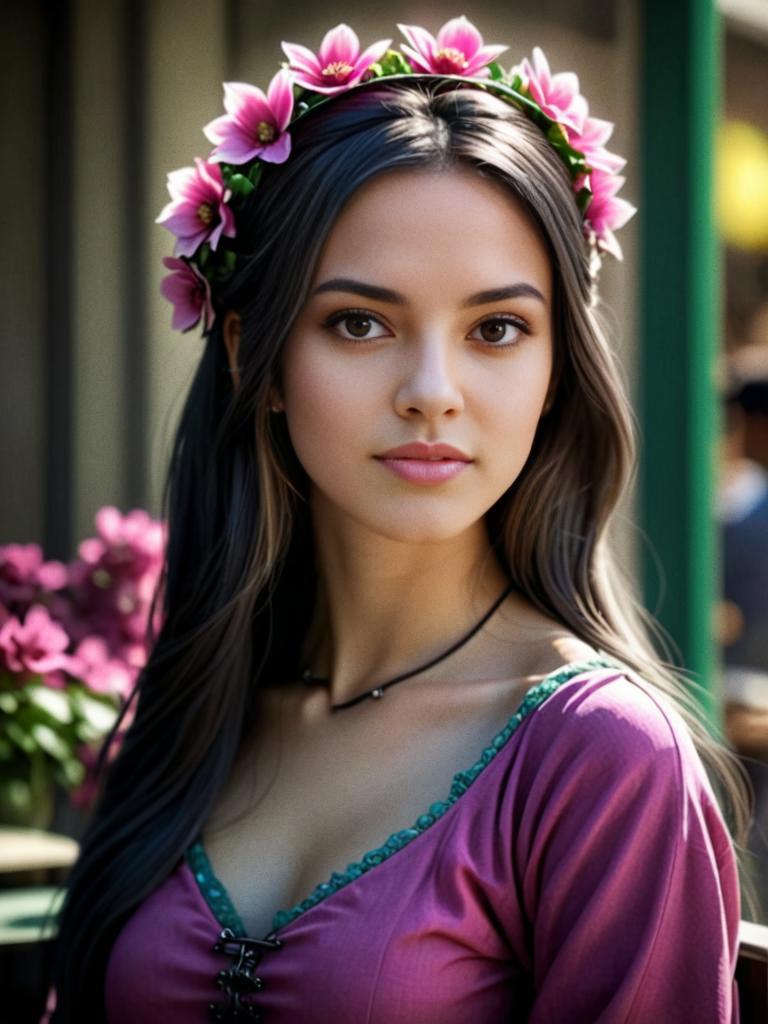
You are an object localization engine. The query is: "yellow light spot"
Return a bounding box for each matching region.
[716,120,768,251]
[258,120,275,143]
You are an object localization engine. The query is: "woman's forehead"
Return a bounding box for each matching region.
[311,167,552,300]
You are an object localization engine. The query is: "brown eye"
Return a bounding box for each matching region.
[345,314,374,338]
[470,316,529,348]
[480,319,508,344]
[324,309,389,343]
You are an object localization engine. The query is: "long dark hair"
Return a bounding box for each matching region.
[48,79,753,1020]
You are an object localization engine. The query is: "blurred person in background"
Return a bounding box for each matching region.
[718,332,768,921]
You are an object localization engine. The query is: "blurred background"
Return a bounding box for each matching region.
[1,0,768,1017]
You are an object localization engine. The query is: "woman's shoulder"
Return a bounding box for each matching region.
[516,649,706,790]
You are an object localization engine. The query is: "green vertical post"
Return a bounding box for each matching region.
[638,0,720,725]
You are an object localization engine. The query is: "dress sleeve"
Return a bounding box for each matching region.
[511,672,741,1023]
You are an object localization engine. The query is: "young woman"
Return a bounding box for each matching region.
[48,17,751,1023]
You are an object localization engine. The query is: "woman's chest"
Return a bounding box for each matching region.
[200,679,529,938]
[109,813,532,1024]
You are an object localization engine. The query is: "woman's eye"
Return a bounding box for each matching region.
[325,310,389,342]
[469,316,530,347]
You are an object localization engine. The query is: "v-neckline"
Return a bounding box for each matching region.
[185,656,620,939]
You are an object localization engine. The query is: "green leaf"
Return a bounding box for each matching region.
[197,243,211,268]
[3,779,32,812]
[575,186,592,215]
[508,72,525,93]
[547,122,569,146]
[228,173,255,198]
[0,692,19,714]
[26,685,73,724]
[31,723,70,762]
[72,691,119,735]
[6,719,36,754]
[248,163,263,187]
[487,62,505,82]
[60,756,86,788]
[377,51,412,76]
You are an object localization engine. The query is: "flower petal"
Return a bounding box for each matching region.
[208,134,261,164]
[463,43,509,75]
[194,157,224,196]
[578,115,614,149]
[174,230,209,258]
[398,43,436,74]
[222,81,269,121]
[257,131,292,164]
[266,67,295,129]
[397,23,438,64]
[280,40,323,76]
[586,148,626,174]
[288,71,353,95]
[351,38,393,76]
[437,15,483,57]
[157,206,206,239]
[318,22,360,66]
[202,112,233,146]
[596,228,623,261]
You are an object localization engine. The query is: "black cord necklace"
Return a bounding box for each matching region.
[301,580,516,711]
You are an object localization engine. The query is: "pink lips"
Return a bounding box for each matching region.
[375,442,472,485]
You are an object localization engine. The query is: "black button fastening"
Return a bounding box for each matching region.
[209,927,283,1021]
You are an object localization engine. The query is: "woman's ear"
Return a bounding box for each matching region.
[222,310,242,391]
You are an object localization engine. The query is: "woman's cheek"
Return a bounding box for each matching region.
[283,351,370,483]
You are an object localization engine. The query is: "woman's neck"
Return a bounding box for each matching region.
[302,508,511,709]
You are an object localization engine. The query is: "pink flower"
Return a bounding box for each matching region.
[204,71,295,165]
[281,23,391,95]
[0,604,77,678]
[397,16,508,78]
[160,257,215,333]
[156,158,236,258]
[60,506,165,656]
[84,506,166,579]
[580,169,637,260]
[568,115,626,174]
[518,47,588,133]
[0,543,68,608]
[70,635,134,697]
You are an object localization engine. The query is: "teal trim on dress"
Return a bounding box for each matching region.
[185,840,247,935]
[187,656,620,935]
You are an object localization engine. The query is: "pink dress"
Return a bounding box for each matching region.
[104,658,741,1022]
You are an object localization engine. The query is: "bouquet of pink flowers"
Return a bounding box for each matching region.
[0,506,166,824]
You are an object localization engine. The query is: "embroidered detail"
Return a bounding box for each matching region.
[186,842,247,935]
[189,656,620,934]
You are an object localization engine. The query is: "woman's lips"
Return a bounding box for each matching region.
[376,457,471,484]
[374,441,473,485]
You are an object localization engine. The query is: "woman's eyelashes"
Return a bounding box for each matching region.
[322,308,532,348]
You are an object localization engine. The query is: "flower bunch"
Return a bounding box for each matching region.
[0,506,166,820]
[157,15,636,334]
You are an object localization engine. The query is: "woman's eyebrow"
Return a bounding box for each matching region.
[310,277,547,307]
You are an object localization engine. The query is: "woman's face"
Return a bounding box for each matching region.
[280,165,554,544]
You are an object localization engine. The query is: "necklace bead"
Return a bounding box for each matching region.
[300,581,515,712]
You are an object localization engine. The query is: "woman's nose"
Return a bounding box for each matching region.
[393,338,465,420]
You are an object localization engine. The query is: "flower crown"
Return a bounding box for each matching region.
[157,16,636,334]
